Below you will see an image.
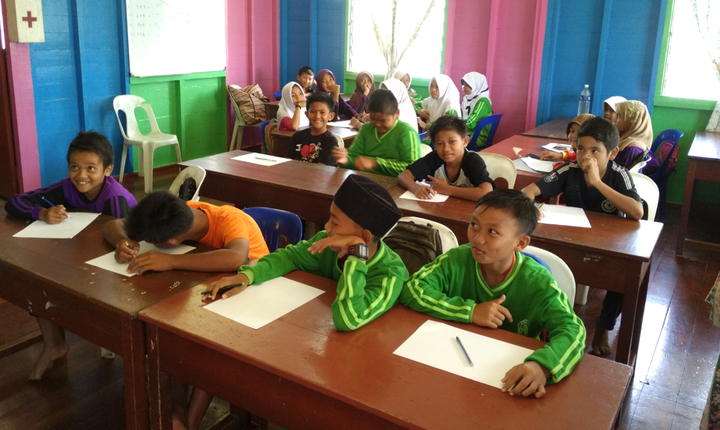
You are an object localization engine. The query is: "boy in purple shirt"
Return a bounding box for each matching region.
[5,130,137,380]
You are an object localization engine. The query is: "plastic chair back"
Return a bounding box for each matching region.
[273,91,282,101]
[523,245,576,304]
[650,129,684,154]
[629,171,659,221]
[647,129,682,220]
[629,159,647,173]
[478,152,517,189]
[169,166,206,202]
[395,216,459,252]
[333,133,344,149]
[420,143,432,156]
[469,113,503,150]
[243,207,303,252]
[227,85,248,126]
[113,95,147,139]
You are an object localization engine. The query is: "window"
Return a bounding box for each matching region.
[346,0,446,79]
[662,0,720,100]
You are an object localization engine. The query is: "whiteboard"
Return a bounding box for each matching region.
[126,0,226,77]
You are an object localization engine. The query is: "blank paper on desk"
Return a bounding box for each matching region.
[13,212,101,239]
[203,277,324,329]
[85,241,196,277]
[538,205,592,228]
[231,153,292,166]
[394,320,533,389]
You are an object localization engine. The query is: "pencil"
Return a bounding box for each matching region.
[41,196,71,218]
[456,336,474,367]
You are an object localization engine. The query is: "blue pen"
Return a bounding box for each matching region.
[41,196,70,218]
[456,336,474,367]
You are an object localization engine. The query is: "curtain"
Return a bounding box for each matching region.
[691,0,720,131]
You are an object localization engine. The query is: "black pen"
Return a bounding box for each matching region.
[200,283,245,296]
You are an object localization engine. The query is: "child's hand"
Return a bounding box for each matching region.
[203,274,250,300]
[417,118,427,131]
[419,110,430,120]
[354,156,377,171]
[363,82,372,96]
[40,205,69,224]
[414,185,437,199]
[307,234,365,258]
[350,117,362,130]
[410,97,417,104]
[472,295,513,328]
[333,147,348,164]
[409,88,417,96]
[580,157,601,187]
[295,99,306,108]
[426,176,448,194]
[127,251,175,275]
[114,239,140,263]
[501,361,551,398]
[540,151,562,161]
[331,84,341,97]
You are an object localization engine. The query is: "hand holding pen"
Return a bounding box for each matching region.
[202,273,250,301]
[39,197,70,224]
[114,239,140,264]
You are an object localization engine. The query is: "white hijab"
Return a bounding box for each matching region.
[277,82,308,128]
[421,74,461,122]
[461,72,490,120]
[381,78,417,130]
[393,69,411,88]
[603,96,627,113]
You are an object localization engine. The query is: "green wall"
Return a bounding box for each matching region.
[129,71,227,169]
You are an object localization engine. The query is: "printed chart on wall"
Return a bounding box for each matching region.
[126,0,226,77]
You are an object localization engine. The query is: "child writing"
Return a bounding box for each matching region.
[333,89,421,177]
[4,130,137,380]
[540,114,595,164]
[461,72,492,146]
[277,82,308,131]
[315,69,358,121]
[286,92,339,166]
[400,189,586,397]
[398,115,493,201]
[205,174,409,333]
[418,74,461,132]
[521,116,643,357]
[297,66,316,94]
[348,71,375,114]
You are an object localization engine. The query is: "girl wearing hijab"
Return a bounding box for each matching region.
[315,69,359,121]
[348,71,375,114]
[380,78,418,131]
[277,82,308,131]
[612,100,653,169]
[602,96,627,124]
[418,74,461,132]
[460,72,492,147]
[540,114,595,165]
[393,69,422,109]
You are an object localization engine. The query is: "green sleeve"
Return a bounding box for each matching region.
[524,280,587,384]
[466,98,492,133]
[239,231,328,285]
[341,124,368,169]
[374,127,421,177]
[399,253,476,323]
[412,94,424,114]
[332,251,406,331]
[445,109,459,118]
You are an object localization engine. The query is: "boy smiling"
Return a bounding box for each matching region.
[286,92,339,166]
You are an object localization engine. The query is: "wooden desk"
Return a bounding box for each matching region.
[271,125,358,157]
[676,131,720,255]
[522,116,573,140]
[141,271,632,430]
[482,134,556,190]
[0,213,220,430]
[264,100,279,121]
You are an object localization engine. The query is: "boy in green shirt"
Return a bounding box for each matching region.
[333,88,421,177]
[205,175,409,331]
[399,190,586,398]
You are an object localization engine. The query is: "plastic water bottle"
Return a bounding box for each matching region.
[578,84,591,115]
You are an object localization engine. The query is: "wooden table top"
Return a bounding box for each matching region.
[522,116,573,140]
[483,133,558,160]
[140,270,632,430]
[272,125,358,140]
[689,131,720,161]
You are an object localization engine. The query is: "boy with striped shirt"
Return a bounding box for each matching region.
[400,190,586,398]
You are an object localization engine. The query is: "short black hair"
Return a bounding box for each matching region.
[368,89,398,115]
[578,116,619,152]
[126,191,194,243]
[429,115,467,142]
[306,92,335,112]
[67,130,114,168]
[298,66,314,76]
[474,189,538,236]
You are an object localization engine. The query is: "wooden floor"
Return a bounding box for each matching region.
[0,170,719,430]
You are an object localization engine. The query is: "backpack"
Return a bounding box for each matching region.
[656,140,680,173]
[228,84,269,125]
[177,177,197,201]
[384,220,443,274]
[262,119,278,154]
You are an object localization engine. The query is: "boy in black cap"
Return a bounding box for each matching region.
[205,174,409,331]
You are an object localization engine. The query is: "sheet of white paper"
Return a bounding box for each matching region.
[517,157,556,173]
[85,241,196,277]
[512,158,541,173]
[331,120,352,128]
[394,320,533,389]
[203,277,324,329]
[538,204,592,228]
[13,212,101,239]
[399,189,450,203]
[541,142,572,152]
[231,153,292,166]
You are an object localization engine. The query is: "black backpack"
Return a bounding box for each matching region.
[384,220,443,274]
[177,177,197,201]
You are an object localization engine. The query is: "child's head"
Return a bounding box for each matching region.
[429,116,469,164]
[305,92,335,131]
[577,116,620,164]
[602,96,626,124]
[290,83,306,106]
[393,69,411,89]
[355,71,374,94]
[429,78,440,99]
[66,130,114,200]
[367,89,399,135]
[315,69,336,92]
[468,190,538,265]
[127,191,194,247]
[329,175,402,245]
[461,79,472,96]
[566,114,595,149]
[297,66,314,89]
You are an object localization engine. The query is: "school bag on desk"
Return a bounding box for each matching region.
[228,84,269,125]
[384,220,443,274]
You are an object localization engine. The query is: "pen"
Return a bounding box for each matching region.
[456,336,474,367]
[255,157,278,163]
[429,180,434,188]
[200,283,245,296]
[41,196,71,218]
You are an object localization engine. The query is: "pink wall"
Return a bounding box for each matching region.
[445,0,547,142]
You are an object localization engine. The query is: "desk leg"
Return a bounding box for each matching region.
[123,318,150,430]
[676,159,697,256]
[147,325,172,430]
[615,260,649,367]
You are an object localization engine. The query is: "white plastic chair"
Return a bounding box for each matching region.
[420,143,433,156]
[629,171,659,221]
[169,166,207,202]
[227,85,261,151]
[396,216,459,252]
[628,159,647,173]
[478,152,517,189]
[333,133,344,149]
[523,245,576,305]
[114,95,182,193]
